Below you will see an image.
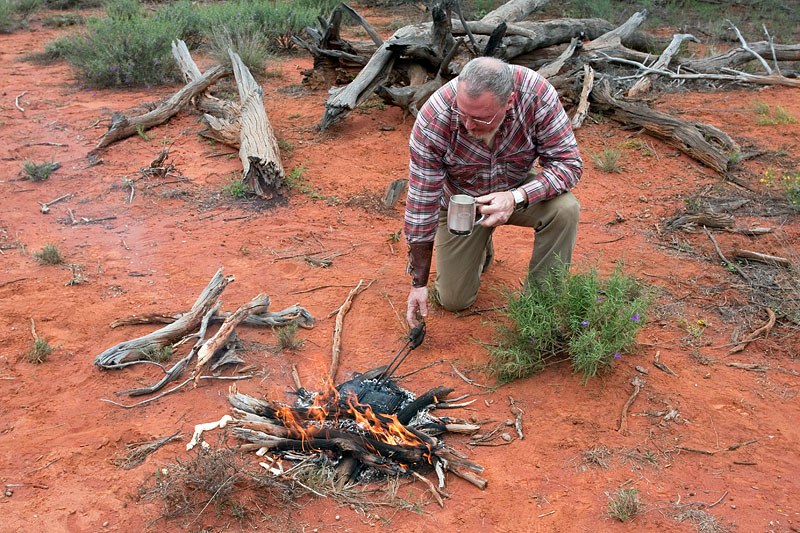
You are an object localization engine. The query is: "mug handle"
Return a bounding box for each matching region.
[473,214,486,227]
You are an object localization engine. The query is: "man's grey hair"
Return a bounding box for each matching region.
[457,57,513,103]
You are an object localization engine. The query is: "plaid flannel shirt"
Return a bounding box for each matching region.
[404,65,582,244]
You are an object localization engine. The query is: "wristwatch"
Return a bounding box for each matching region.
[510,188,526,210]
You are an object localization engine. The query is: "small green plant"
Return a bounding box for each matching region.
[276,137,294,152]
[590,149,622,173]
[607,488,641,521]
[489,263,651,384]
[288,113,301,119]
[26,337,55,364]
[34,243,64,265]
[728,150,742,165]
[65,263,87,286]
[205,23,272,75]
[138,344,173,363]
[136,125,152,141]
[761,168,800,210]
[22,159,59,181]
[387,230,401,243]
[42,12,83,28]
[222,176,249,199]
[617,139,654,157]
[753,101,798,126]
[276,324,304,351]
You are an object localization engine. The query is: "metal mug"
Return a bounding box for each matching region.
[447,194,485,236]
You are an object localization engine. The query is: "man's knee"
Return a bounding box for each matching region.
[554,193,580,228]
[435,284,478,312]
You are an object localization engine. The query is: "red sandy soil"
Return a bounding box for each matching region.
[1,9,799,533]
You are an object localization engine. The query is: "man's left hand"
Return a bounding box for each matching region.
[475,191,516,227]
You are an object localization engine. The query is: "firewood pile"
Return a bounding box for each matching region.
[189,367,488,504]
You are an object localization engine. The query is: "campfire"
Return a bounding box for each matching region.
[189,366,487,505]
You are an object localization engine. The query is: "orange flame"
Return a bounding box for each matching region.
[273,377,433,464]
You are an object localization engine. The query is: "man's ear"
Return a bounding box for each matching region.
[505,92,516,110]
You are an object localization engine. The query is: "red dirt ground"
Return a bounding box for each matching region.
[1,11,799,533]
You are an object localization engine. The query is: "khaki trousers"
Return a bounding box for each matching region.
[434,191,580,311]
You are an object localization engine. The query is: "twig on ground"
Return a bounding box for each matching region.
[618,375,646,433]
[704,227,752,283]
[288,284,354,295]
[38,193,71,214]
[291,364,303,390]
[15,91,27,112]
[330,280,364,381]
[412,471,444,507]
[451,363,492,389]
[727,307,776,355]
[394,358,447,380]
[509,396,524,440]
[0,278,27,288]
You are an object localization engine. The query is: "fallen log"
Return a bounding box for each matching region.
[93,65,229,150]
[589,81,738,173]
[627,33,699,97]
[228,50,285,198]
[109,304,315,329]
[194,294,271,381]
[94,269,232,368]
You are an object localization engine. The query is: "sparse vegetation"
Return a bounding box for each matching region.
[607,488,641,522]
[22,159,59,181]
[65,263,87,285]
[761,168,800,210]
[590,148,622,173]
[489,263,651,383]
[138,344,173,363]
[34,243,64,265]
[753,100,798,126]
[26,337,55,364]
[222,176,250,199]
[618,138,654,157]
[276,324,304,351]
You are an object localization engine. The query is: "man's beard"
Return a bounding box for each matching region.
[466,123,501,145]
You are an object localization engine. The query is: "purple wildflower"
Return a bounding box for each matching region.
[630,313,640,323]
[614,352,621,359]
[581,321,589,326]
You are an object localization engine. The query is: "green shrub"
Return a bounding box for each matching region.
[58,0,187,88]
[26,337,55,364]
[590,149,622,173]
[44,0,103,8]
[42,12,83,27]
[276,324,304,351]
[607,488,641,521]
[222,176,249,198]
[489,264,651,384]
[34,243,64,265]
[22,159,59,181]
[0,0,41,32]
[138,344,173,363]
[205,22,272,75]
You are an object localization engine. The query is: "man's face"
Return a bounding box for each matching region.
[454,84,511,138]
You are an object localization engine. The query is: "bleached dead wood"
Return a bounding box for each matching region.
[536,37,580,79]
[627,33,699,97]
[94,269,232,368]
[676,42,800,73]
[194,294,271,382]
[478,0,551,26]
[570,65,594,129]
[171,40,237,121]
[93,65,229,150]
[227,50,285,198]
[589,81,738,173]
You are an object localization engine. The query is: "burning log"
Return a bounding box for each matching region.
[215,369,488,497]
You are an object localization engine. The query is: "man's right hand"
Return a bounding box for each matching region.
[407,286,429,327]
